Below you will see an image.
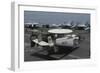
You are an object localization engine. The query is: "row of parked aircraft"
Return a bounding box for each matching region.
[24,22,90,31]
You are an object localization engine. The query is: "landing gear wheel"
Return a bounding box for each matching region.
[73,39,79,49]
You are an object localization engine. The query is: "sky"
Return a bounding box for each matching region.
[24,11,90,25]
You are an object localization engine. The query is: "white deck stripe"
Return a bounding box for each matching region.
[68,54,81,59]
